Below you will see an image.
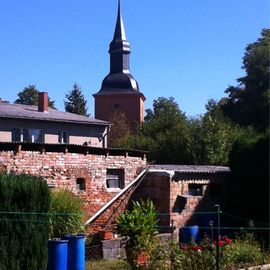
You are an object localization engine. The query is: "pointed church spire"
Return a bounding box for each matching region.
[109,0,130,55]
[113,0,127,43]
[93,0,145,128]
[95,0,142,93]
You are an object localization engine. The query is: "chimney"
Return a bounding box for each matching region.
[38,92,48,112]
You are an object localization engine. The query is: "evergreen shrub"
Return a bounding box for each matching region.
[0,173,50,270]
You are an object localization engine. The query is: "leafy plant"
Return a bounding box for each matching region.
[117,200,158,268]
[117,200,158,249]
[221,233,268,269]
[148,233,269,270]
[49,189,85,238]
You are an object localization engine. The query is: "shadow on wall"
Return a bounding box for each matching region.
[128,169,228,235]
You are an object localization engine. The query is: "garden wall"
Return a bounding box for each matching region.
[130,165,229,232]
[0,143,147,225]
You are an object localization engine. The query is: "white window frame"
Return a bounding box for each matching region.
[106,169,124,190]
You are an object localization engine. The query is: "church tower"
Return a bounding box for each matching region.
[93,0,145,130]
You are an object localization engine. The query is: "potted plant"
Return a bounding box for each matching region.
[116,200,158,269]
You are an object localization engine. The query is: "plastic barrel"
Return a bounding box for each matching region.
[64,234,85,270]
[47,239,68,270]
[179,225,199,244]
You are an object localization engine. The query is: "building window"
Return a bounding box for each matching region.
[12,128,44,143]
[59,131,69,144]
[188,184,203,196]
[106,169,124,189]
[76,178,85,191]
[12,128,21,142]
[23,128,43,143]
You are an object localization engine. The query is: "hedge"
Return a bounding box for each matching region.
[0,173,50,270]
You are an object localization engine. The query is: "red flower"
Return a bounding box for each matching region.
[191,245,202,251]
[222,236,232,245]
[213,240,225,247]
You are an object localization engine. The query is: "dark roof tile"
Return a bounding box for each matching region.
[0,102,110,126]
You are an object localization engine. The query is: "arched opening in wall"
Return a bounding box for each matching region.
[106,169,124,189]
[76,178,86,191]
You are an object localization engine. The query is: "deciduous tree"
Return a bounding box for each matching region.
[200,99,242,165]
[108,109,130,147]
[15,85,56,108]
[220,29,270,130]
[120,97,193,164]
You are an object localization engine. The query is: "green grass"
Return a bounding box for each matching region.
[86,259,130,270]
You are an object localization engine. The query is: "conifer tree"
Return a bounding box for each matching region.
[64,83,89,116]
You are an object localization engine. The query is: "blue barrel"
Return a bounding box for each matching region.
[64,234,85,270]
[47,239,68,270]
[179,225,199,244]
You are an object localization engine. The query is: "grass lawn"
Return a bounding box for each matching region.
[86,259,130,270]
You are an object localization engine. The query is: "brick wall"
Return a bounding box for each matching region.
[0,149,147,224]
[129,171,228,231]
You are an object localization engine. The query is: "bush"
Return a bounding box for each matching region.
[0,173,50,270]
[221,233,267,269]
[148,233,269,270]
[116,200,158,269]
[117,200,158,250]
[49,189,85,238]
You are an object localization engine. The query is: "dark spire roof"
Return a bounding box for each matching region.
[94,0,145,99]
[109,0,130,54]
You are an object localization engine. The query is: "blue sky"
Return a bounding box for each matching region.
[0,0,269,118]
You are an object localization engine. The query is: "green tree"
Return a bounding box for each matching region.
[64,83,89,116]
[226,132,269,226]
[121,97,193,164]
[15,85,56,108]
[220,29,270,130]
[108,109,130,147]
[200,99,242,165]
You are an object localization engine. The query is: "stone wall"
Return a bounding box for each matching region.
[0,148,147,224]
